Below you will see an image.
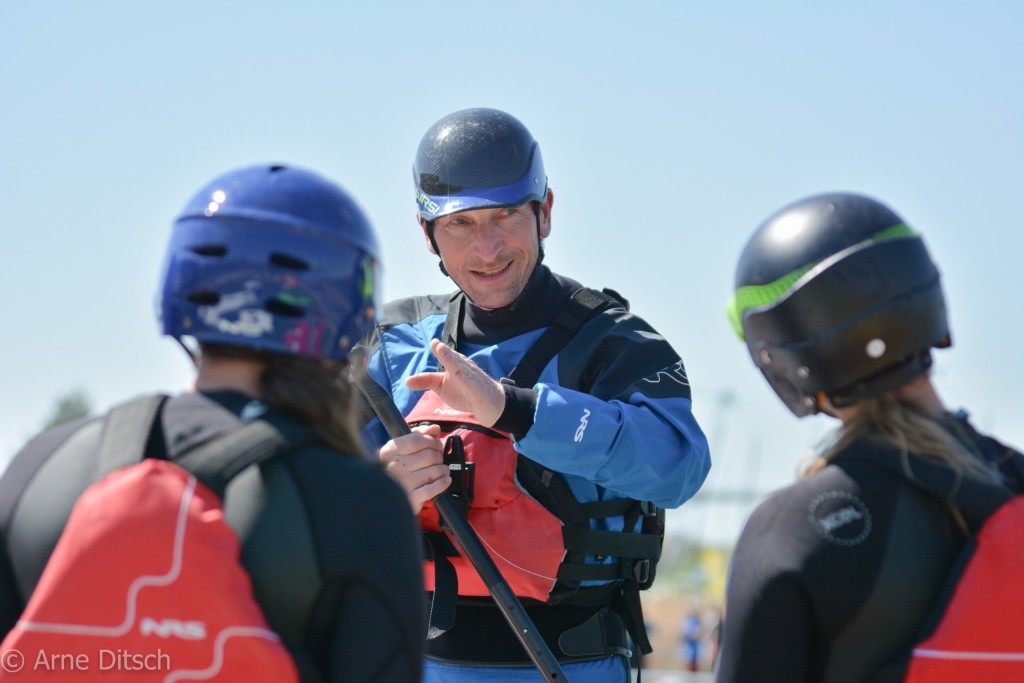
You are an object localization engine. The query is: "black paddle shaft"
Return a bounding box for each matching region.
[349,348,570,682]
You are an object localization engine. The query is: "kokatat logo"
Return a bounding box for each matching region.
[139,618,206,640]
[574,409,591,443]
[807,491,872,546]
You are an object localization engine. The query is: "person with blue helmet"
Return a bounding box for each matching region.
[358,108,712,682]
[0,164,425,682]
[718,192,1024,682]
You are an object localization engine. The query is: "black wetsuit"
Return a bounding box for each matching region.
[0,391,425,683]
[717,413,1024,683]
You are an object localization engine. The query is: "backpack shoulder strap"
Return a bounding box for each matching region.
[506,287,623,389]
[95,393,171,478]
[174,412,312,499]
[97,393,312,499]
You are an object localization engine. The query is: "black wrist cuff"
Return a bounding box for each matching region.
[493,383,538,441]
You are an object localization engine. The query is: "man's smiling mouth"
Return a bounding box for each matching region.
[472,262,512,277]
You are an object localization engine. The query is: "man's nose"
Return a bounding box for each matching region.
[473,221,503,258]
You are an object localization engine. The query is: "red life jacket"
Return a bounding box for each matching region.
[0,395,308,683]
[411,287,666,654]
[408,393,564,603]
[904,495,1024,682]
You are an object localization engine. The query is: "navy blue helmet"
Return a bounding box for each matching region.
[414,108,547,222]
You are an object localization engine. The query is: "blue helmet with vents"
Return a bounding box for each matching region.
[158,164,380,360]
[727,192,950,416]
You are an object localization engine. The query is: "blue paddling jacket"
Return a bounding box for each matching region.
[359,265,711,665]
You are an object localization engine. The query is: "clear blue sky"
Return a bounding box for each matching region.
[2,1,1021,546]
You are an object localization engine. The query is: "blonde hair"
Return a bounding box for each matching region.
[802,394,1001,529]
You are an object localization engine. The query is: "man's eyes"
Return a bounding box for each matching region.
[440,222,473,239]
[441,207,521,232]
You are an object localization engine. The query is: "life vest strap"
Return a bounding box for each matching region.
[562,527,663,561]
[423,533,459,638]
[423,599,630,665]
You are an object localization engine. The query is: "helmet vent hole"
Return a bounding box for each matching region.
[186,292,220,305]
[265,298,305,317]
[191,244,227,257]
[269,165,287,173]
[270,252,310,271]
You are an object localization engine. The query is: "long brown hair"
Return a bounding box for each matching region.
[201,344,368,459]
[804,394,1001,485]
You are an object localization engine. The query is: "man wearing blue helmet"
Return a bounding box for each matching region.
[357,108,712,682]
[0,165,425,682]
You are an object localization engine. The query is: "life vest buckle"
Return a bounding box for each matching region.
[633,558,652,585]
[442,434,474,515]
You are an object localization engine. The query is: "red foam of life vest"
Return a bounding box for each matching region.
[408,393,565,603]
[0,460,298,682]
[905,496,1024,682]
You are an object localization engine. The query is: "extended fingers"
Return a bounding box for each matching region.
[405,372,444,392]
[378,426,441,458]
[431,340,477,376]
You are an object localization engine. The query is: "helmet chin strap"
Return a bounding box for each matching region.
[424,221,450,276]
[175,336,200,368]
[533,202,545,266]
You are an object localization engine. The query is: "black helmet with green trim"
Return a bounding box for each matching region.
[726,192,951,417]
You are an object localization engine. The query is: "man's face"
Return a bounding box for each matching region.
[425,192,552,310]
